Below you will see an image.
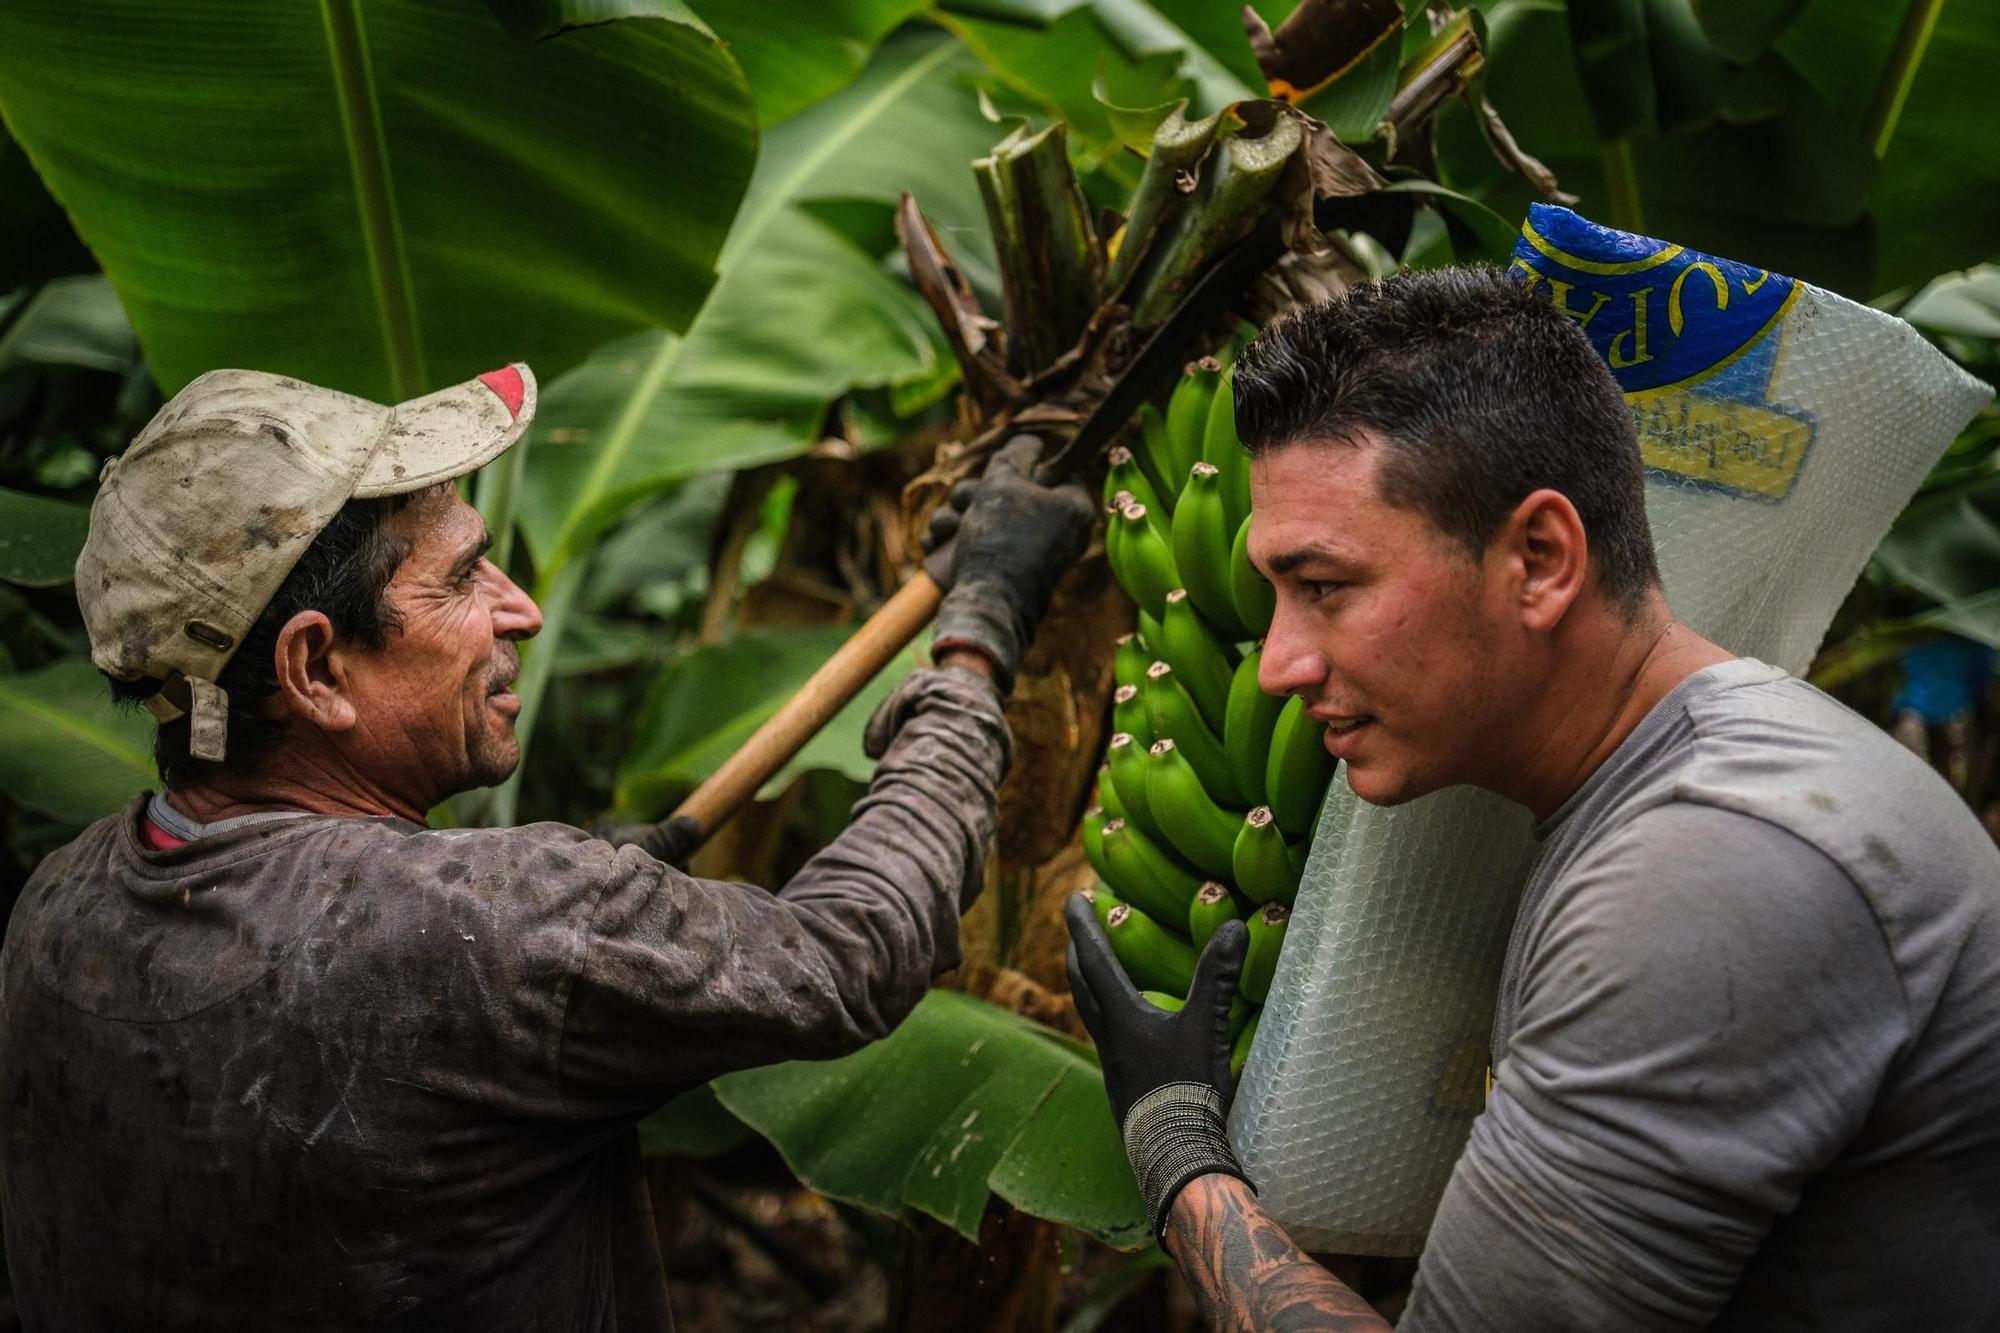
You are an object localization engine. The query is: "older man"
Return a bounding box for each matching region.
[1067,270,2000,1331]
[1,364,1094,1330]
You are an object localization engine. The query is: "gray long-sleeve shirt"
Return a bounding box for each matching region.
[1405,659,2000,1330]
[0,665,1011,1332]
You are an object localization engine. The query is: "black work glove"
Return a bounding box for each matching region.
[1063,893,1254,1239]
[921,435,1096,692]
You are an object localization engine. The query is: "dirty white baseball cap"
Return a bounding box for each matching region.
[75,364,536,762]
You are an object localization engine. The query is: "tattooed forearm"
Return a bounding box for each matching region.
[1165,1175,1394,1333]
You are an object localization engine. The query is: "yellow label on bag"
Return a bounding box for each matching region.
[1631,394,1815,500]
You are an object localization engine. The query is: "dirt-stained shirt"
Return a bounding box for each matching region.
[1404,659,2000,1331]
[0,665,1011,1332]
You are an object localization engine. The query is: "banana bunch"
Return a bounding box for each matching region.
[1085,352,1341,1080]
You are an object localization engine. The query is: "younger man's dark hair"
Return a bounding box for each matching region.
[1232,265,1660,613]
[108,493,416,788]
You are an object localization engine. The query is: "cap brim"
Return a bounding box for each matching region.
[352,363,537,498]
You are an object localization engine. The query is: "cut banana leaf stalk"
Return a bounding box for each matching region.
[972,121,1102,376]
[1131,105,1305,326]
[1143,661,1251,808]
[1159,589,1235,733]
[1229,513,1275,638]
[1106,902,1199,994]
[1233,805,1302,907]
[1188,879,1245,948]
[1145,738,1242,879]
[1224,648,1283,808]
[1105,104,1226,295]
[1172,462,1250,640]
[1240,902,1291,1004]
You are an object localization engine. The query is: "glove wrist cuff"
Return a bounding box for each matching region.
[1122,1081,1246,1239]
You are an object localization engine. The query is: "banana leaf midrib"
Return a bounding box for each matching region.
[318,0,424,398]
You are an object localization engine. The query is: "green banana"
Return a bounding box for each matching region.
[1140,989,1184,1013]
[1146,739,1242,880]
[1142,661,1251,808]
[1188,880,1245,949]
[1131,403,1181,511]
[1232,805,1302,908]
[1112,684,1151,748]
[1102,444,1166,520]
[1113,501,1180,618]
[1228,513,1275,639]
[1094,762,1128,824]
[1230,1010,1262,1081]
[1159,589,1235,734]
[1098,818,1204,927]
[1202,362,1252,534]
[1265,695,1335,837]
[1082,805,1109,879]
[1085,881,1122,930]
[1106,902,1199,994]
[1164,360,1219,486]
[1106,731,1167,845]
[1136,609,1166,658]
[1113,633,1150,693]
[1171,462,1251,641]
[1239,902,1290,1004]
[1223,648,1283,809]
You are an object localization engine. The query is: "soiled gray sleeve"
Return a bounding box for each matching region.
[1401,802,1908,1332]
[553,664,1014,1107]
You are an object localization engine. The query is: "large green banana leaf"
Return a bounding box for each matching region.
[0,0,757,401]
[1444,0,1999,300]
[0,660,154,825]
[612,625,925,818]
[713,988,1151,1250]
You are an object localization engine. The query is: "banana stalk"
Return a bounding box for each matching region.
[972,121,1102,375]
[1105,105,1226,294]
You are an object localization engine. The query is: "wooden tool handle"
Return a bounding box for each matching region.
[666,572,946,848]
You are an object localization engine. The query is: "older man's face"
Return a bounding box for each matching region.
[1248,433,1527,808]
[342,487,542,802]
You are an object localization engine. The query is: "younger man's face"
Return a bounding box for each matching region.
[1247,433,1530,808]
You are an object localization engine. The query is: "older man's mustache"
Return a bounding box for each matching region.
[488,645,521,694]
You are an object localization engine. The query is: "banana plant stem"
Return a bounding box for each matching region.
[1863,0,1945,160]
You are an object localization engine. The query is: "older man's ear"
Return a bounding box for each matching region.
[273,610,359,734]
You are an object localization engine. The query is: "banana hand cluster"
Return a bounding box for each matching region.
[1083,352,1340,1079]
